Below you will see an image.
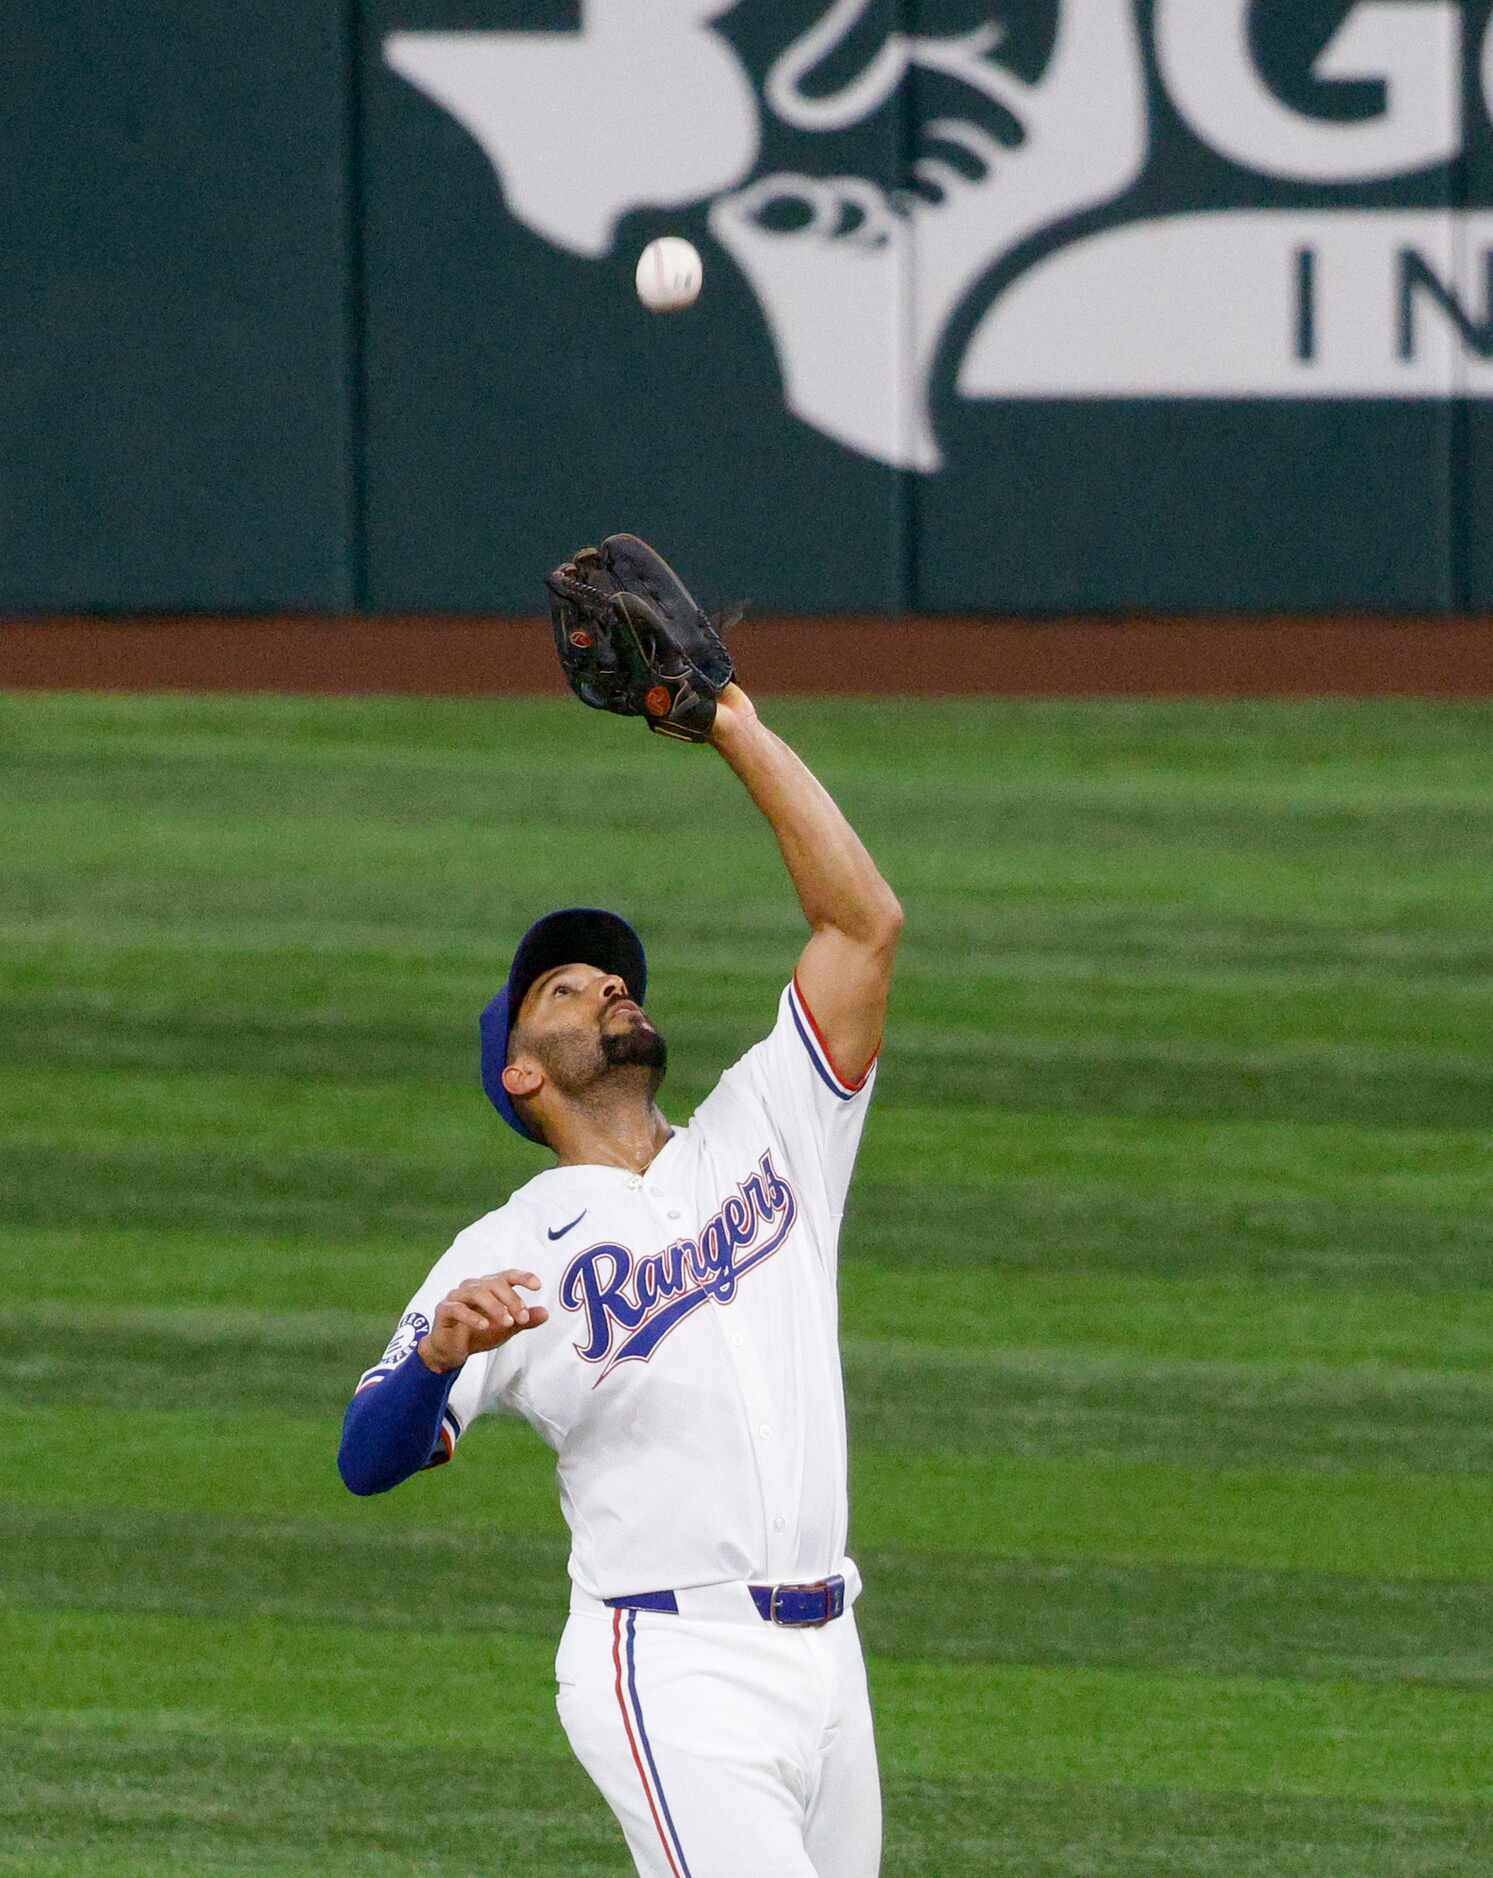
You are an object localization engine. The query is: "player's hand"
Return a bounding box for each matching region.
[708,682,758,743]
[418,1272,549,1373]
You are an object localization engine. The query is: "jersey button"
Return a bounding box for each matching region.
[773,1516,786,1532]
[668,1210,682,1222]
[758,1423,772,1440]
[730,1333,744,1349]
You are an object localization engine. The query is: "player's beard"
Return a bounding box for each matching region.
[532,1012,668,1099]
[601,1017,667,1075]
[599,1013,668,1103]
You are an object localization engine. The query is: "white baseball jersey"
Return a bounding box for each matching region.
[361,977,876,1600]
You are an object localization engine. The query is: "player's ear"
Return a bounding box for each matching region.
[502,1060,543,1101]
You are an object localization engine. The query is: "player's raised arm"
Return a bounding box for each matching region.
[708,684,902,1084]
[544,530,900,1076]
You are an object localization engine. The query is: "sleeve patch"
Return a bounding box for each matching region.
[377,1310,431,1371]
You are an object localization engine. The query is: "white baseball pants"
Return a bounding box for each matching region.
[555,1582,882,1877]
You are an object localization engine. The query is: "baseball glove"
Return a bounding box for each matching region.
[545,534,736,744]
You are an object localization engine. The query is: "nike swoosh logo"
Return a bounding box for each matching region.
[547,1210,588,1242]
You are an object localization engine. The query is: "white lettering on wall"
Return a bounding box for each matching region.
[1155,1,1463,184]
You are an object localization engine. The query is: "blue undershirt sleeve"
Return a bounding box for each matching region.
[338,1348,462,1496]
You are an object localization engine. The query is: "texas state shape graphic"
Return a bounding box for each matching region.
[385,3,1149,471]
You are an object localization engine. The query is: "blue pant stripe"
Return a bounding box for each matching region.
[625,1610,694,1878]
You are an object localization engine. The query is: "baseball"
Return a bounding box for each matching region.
[636,237,703,313]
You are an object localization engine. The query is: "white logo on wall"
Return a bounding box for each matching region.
[387,2,1493,473]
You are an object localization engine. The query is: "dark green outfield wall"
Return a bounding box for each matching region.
[0,2,355,611]
[9,2,1493,613]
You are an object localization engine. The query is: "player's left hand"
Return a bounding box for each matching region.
[418,1271,550,1373]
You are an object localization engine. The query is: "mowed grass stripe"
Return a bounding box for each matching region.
[13,1015,1493,1127]
[864,1447,1493,1576]
[8,899,1493,987]
[9,928,1493,1049]
[846,1344,1493,1476]
[6,855,1492,995]
[5,1737,1488,1878]
[849,1268,1493,1369]
[8,1183,1492,1304]
[9,1140,1490,1311]
[9,1100,1493,1214]
[7,1405,1492,1579]
[11,714,1493,849]
[843,1180,1493,1290]
[880,1777,1493,1878]
[14,1260,1493,1370]
[1,1140,507,1242]
[6,739,1493,916]
[0,1729,623,1877]
[872,1657,1493,1800]
[6,1507,1491,1688]
[11,702,1493,809]
[3,830,1487,954]
[7,689,1491,768]
[7,1605,1493,1802]
[11,1314,1493,1477]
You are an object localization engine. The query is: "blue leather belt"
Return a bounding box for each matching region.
[605,1573,846,1628]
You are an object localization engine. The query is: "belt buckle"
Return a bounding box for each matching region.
[769,1577,838,1628]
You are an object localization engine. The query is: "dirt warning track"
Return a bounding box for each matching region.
[3,615,1493,696]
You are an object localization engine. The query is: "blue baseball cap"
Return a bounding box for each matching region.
[479,908,648,1143]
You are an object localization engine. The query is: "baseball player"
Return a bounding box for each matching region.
[339,537,901,1877]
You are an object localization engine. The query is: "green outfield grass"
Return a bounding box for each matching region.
[1,690,1491,1876]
